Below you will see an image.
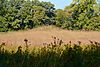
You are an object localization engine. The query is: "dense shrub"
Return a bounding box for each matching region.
[0,38,100,67]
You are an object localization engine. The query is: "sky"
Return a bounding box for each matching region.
[39,0,73,9]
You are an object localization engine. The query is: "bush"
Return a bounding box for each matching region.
[0,39,100,67]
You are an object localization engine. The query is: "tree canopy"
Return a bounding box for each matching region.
[0,0,100,32]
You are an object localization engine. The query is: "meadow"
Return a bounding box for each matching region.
[0,36,100,67]
[0,26,100,67]
[0,26,100,46]
[0,0,100,66]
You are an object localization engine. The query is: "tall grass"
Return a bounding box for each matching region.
[0,37,100,67]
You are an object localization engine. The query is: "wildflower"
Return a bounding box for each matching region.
[78,41,81,45]
[69,41,72,44]
[89,40,93,44]
[24,38,28,47]
[94,41,98,45]
[1,42,6,46]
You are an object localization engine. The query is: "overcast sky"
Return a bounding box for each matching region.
[39,0,72,9]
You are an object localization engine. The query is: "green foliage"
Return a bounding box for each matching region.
[0,0,55,32]
[62,0,100,31]
[55,9,68,28]
[0,0,100,32]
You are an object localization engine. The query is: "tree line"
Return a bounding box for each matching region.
[0,0,100,32]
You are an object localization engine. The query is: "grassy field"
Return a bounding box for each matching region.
[0,26,100,46]
[0,26,100,67]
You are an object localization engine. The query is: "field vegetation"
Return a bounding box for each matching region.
[0,37,100,67]
[0,0,100,66]
[0,26,100,46]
